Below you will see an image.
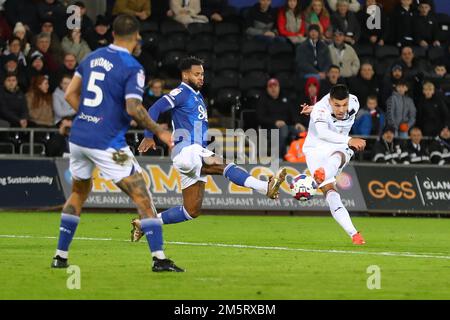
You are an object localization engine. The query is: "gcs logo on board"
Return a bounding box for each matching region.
[368,180,416,200]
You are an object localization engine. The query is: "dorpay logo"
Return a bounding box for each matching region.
[368,180,416,200]
[78,112,102,124]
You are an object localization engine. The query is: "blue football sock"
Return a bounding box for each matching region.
[160,206,193,224]
[141,218,164,253]
[223,163,251,187]
[56,213,80,258]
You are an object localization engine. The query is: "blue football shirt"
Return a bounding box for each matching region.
[69,44,145,150]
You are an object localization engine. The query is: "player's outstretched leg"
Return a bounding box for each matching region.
[314,152,365,245]
[199,156,287,199]
[223,163,287,199]
[51,178,92,268]
[117,173,184,272]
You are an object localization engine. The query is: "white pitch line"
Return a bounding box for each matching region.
[1,234,450,260]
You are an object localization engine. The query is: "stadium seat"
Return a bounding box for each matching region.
[267,59,294,76]
[209,76,240,114]
[375,45,399,59]
[354,43,374,58]
[160,19,188,36]
[214,22,240,39]
[214,41,240,58]
[0,142,15,154]
[141,31,160,52]
[195,51,213,70]
[375,57,396,77]
[215,69,240,80]
[139,20,159,33]
[186,38,214,54]
[188,23,214,36]
[274,72,295,91]
[160,50,187,76]
[412,46,427,59]
[157,38,186,58]
[427,46,445,62]
[240,58,266,75]
[239,73,269,95]
[241,39,267,58]
[214,56,240,73]
[268,42,294,59]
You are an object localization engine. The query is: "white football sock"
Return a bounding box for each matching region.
[326,190,357,237]
[152,250,166,260]
[323,153,342,181]
[55,249,68,259]
[244,176,268,194]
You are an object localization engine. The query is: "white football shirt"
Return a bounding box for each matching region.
[303,93,360,151]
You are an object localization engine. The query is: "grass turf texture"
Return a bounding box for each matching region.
[0,212,449,300]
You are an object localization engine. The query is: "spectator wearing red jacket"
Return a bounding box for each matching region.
[277,0,306,44]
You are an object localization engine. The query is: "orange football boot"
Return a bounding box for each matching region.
[352,232,366,245]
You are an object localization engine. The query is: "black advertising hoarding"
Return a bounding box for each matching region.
[355,164,450,213]
[0,160,65,208]
[55,159,367,212]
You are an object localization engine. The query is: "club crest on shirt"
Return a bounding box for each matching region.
[137,70,145,88]
[170,88,182,97]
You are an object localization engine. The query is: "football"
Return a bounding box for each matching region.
[290,174,318,201]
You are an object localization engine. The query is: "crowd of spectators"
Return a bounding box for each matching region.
[0,0,448,165]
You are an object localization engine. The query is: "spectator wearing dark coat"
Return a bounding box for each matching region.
[353,95,385,136]
[296,24,332,80]
[372,125,408,163]
[429,126,450,165]
[86,15,112,51]
[403,126,431,164]
[413,0,441,49]
[330,0,361,45]
[386,80,416,138]
[1,53,28,92]
[319,64,345,98]
[39,17,64,66]
[391,0,415,47]
[416,81,450,137]
[51,53,77,92]
[202,0,236,22]
[0,73,28,128]
[4,0,40,34]
[46,117,71,157]
[357,0,389,46]
[245,0,284,43]
[256,78,304,158]
[347,62,380,107]
[31,32,59,73]
[37,0,68,39]
[26,51,48,80]
[72,1,95,36]
[381,64,409,107]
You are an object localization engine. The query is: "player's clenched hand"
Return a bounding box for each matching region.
[138,138,156,153]
[348,138,366,151]
[156,130,174,149]
[300,104,314,115]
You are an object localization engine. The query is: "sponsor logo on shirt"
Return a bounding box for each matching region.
[78,112,102,124]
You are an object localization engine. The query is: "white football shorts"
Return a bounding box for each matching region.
[303,143,354,188]
[69,142,142,183]
[172,144,214,190]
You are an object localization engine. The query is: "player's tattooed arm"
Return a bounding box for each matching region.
[126,98,162,135]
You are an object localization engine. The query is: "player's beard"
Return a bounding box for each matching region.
[187,79,202,91]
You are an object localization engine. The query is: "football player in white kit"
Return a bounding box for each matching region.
[301,84,366,245]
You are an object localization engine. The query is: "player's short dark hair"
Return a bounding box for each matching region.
[328,64,340,72]
[178,56,204,72]
[112,14,140,38]
[330,84,349,100]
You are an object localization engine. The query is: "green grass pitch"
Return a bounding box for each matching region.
[0,212,449,300]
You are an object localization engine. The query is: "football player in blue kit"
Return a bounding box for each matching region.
[51,14,184,272]
[132,57,287,241]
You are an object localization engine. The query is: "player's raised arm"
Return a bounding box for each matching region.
[64,75,82,112]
